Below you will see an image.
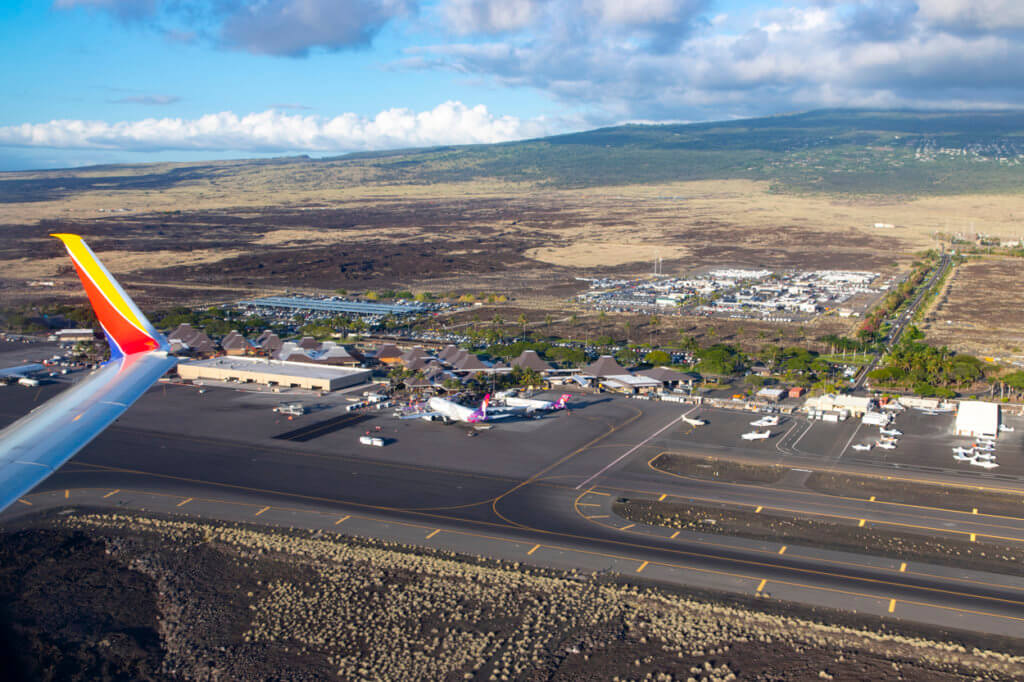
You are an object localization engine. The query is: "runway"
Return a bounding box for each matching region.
[3,382,1024,638]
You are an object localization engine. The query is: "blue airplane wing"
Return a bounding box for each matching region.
[0,234,175,512]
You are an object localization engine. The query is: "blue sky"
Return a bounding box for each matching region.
[2,0,1022,170]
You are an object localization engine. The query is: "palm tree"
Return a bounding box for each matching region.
[518,313,528,337]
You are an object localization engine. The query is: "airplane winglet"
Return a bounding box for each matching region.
[52,233,168,357]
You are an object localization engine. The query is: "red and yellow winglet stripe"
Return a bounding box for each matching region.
[52,233,165,357]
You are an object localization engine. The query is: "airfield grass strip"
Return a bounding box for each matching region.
[614,498,1024,578]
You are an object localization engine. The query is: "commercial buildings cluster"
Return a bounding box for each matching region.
[578,268,887,321]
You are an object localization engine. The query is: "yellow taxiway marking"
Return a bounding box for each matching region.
[527,544,541,556]
[17,498,32,506]
[587,490,611,497]
[646,453,1024,542]
[647,451,1024,523]
[858,519,866,528]
[900,562,907,573]
[64,490,69,499]
[621,523,635,531]
[970,533,977,542]
[869,496,876,502]
[72,413,83,422]
[47,484,1024,627]
[103,489,120,498]
[637,561,649,573]
[425,528,441,539]
[756,579,767,592]
[658,493,667,501]
[755,506,763,513]
[888,599,897,613]
[254,506,270,517]
[670,531,680,539]
[176,497,193,507]
[577,503,601,507]
[778,546,787,555]
[335,515,350,525]
[588,515,610,519]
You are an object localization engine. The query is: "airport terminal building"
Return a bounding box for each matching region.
[177,357,371,392]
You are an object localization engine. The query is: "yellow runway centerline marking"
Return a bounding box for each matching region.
[889,599,897,613]
[254,506,270,516]
[778,546,787,555]
[658,493,667,501]
[528,544,541,555]
[103,489,120,498]
[637,561,649,573]
[426,529,440,539]
[17,498,32,506]
[177,497,192,507]
[756,579,767,592]
[670,531,680,539]
[900,562,907,573]
[335,515,350,525]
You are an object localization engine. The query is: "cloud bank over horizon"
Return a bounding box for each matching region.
[7,0,1024,169]
[0,101,555,154]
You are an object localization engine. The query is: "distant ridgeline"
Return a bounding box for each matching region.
[7,109,1024,200]
[337,109,1024,195]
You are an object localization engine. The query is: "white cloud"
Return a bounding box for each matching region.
[54,0,415,56]
[583,0,701,26]
[410,0,1024,123]
[0,102,554,152]
[917,0,1024,32]
[442,0,541,35]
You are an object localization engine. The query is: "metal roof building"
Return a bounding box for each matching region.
[239,296,428,317]
[955,401,999,439]
[177,357,371,392]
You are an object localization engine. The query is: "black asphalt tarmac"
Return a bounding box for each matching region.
[2,381,1024,637]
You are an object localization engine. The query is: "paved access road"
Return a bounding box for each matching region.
[2,381,1023,638]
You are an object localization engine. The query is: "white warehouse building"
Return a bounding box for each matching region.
[955,401,999,439]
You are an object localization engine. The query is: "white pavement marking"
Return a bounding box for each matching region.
[790,420,814,454]
[575,417,680,490]
[775,420,800,456]
[840,422,863,459]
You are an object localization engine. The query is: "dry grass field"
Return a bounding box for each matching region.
[3,158,1023,331]
[922,257,1024,361]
